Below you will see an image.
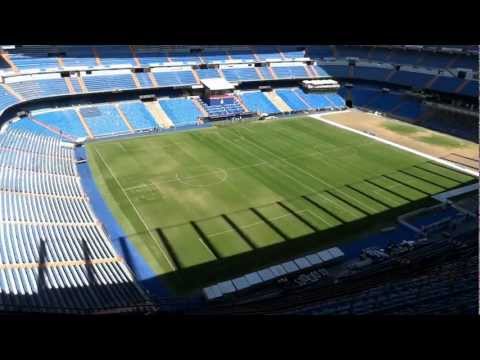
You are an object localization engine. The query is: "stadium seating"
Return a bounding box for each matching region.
[0,85,19,114]
[80,105,130,137]
[7,46,60,71]
[33,109,88,139]
[281,48,306,59]
[254,47,282,61]
[8,78,70,100]
[200,97,245,117]
[259,67,274,80]
[118,101,159,130]
[61,46,98,68]
[196,68,221,79]
[354,65,391,82]
[135,46,170,66]
[429,76,464,93]
[95,46,136,67]
[158,98,202,126]
[135,72,154,88]
[153,70,198,87]
[229,49,256,61]
[388,70,434,89]
[83,74,137,92]
[294,89,332,110]
[276,88,310,111]
[321,64,350,78]
[239,91,280,114]
[271,66,309,79]
[222,67,260,82]
[0,129,148,312]
[201,50,229,63]
[169,52,201,64]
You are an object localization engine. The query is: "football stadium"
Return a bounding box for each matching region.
[0,45,478,315]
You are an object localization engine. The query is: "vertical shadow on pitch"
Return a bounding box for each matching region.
[397,169,448,189]
[413,164,465,183]
[250,207,289,241]
[301,195,345,224]
[190,221,221,260]
[118,235,136,278]
[277,201,318,232]
[325,190,369,216]
[365,178,422,201]
[346,184,393,209]
[380,174,435,195]
[155,228,181,270]
[221,214,257,250]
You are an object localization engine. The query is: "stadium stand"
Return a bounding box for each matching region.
[79,105,131,137]
[239,91,280,114]
[0,85,19,114]
[83,73,137,92]
[0,129,149,313]
[158,98,203,126]
[95,46,136,67]
[271,65,309,79]
[153,70,198,87]
[33,109,88,139]
[118,101,159,131]
[222,67,260,82]
[8,78,70,100]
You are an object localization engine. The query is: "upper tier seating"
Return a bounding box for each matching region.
[201,51,229,63]
[294,89,332,110]
[196,68,221,79]
[0,129,148,312]
[229,49,256,61]
[153,70,197,87]
[281,48,306,59]
[259,67,274,80]
[307,46,333,59]
[118,101,159,130]
[354,66,391,82]
[388,71,434,89]
[61,46,98,68]
[7,47,59,71]
[321,64,350,78]
[33,109,88,139]
[240,91,280,114]
[8,78,70,100]
[169,52,201,64]
[222,67,260,82]
[80,105,130,137]
[135,72,154,88]
[96,46,136,67]
[83,73,137,92]
[255,47,282,61]
[135,46,170,66]
[158,98,202,126]
[272,66,309,79]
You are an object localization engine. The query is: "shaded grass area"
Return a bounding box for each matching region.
[383,121,422,135]
[86,117,476,295]
[417,134,467,148]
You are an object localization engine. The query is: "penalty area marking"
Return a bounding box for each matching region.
[93,147,176,271]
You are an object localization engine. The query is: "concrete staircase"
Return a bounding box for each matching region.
[144,101,174,128]
[64,77,76,94]
[91,47,102,66]
[115,104,135,132]
[75,108,94,139]
[148,71,159,87]
[129,45,142,67]
[265,91,292,112]
[0,51,19,73]
[131,73,142,89]
[2,83,24,101]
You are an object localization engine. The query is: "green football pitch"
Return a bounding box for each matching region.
[86,116,475,294]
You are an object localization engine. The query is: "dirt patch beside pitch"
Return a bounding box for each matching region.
[321,109,479,170]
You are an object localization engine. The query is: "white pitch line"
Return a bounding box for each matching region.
[93,147,176,271]
[310,113,479,177]
[236,130,378,214]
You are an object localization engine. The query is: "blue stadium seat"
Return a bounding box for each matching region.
[321,64,350,78]
[83,74,137,92]
[276,89,310,111]
[272,66,309,79]
[61,46,97,68]
[8,78,70,100]
[135,72,154,88]
[354,66,391,82]
[240,91,280,114]
[96,46,136,67]
[80,105,130,136]
[197,68,221,79]
[153,70,197,87]
[222,67,259,82]
[0,85,19,115]
[33,109,88,139]
[158,98,202,126]
[389,71,434,89]
[119,102,159,130]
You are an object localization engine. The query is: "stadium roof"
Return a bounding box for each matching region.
[201,77,235,91]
